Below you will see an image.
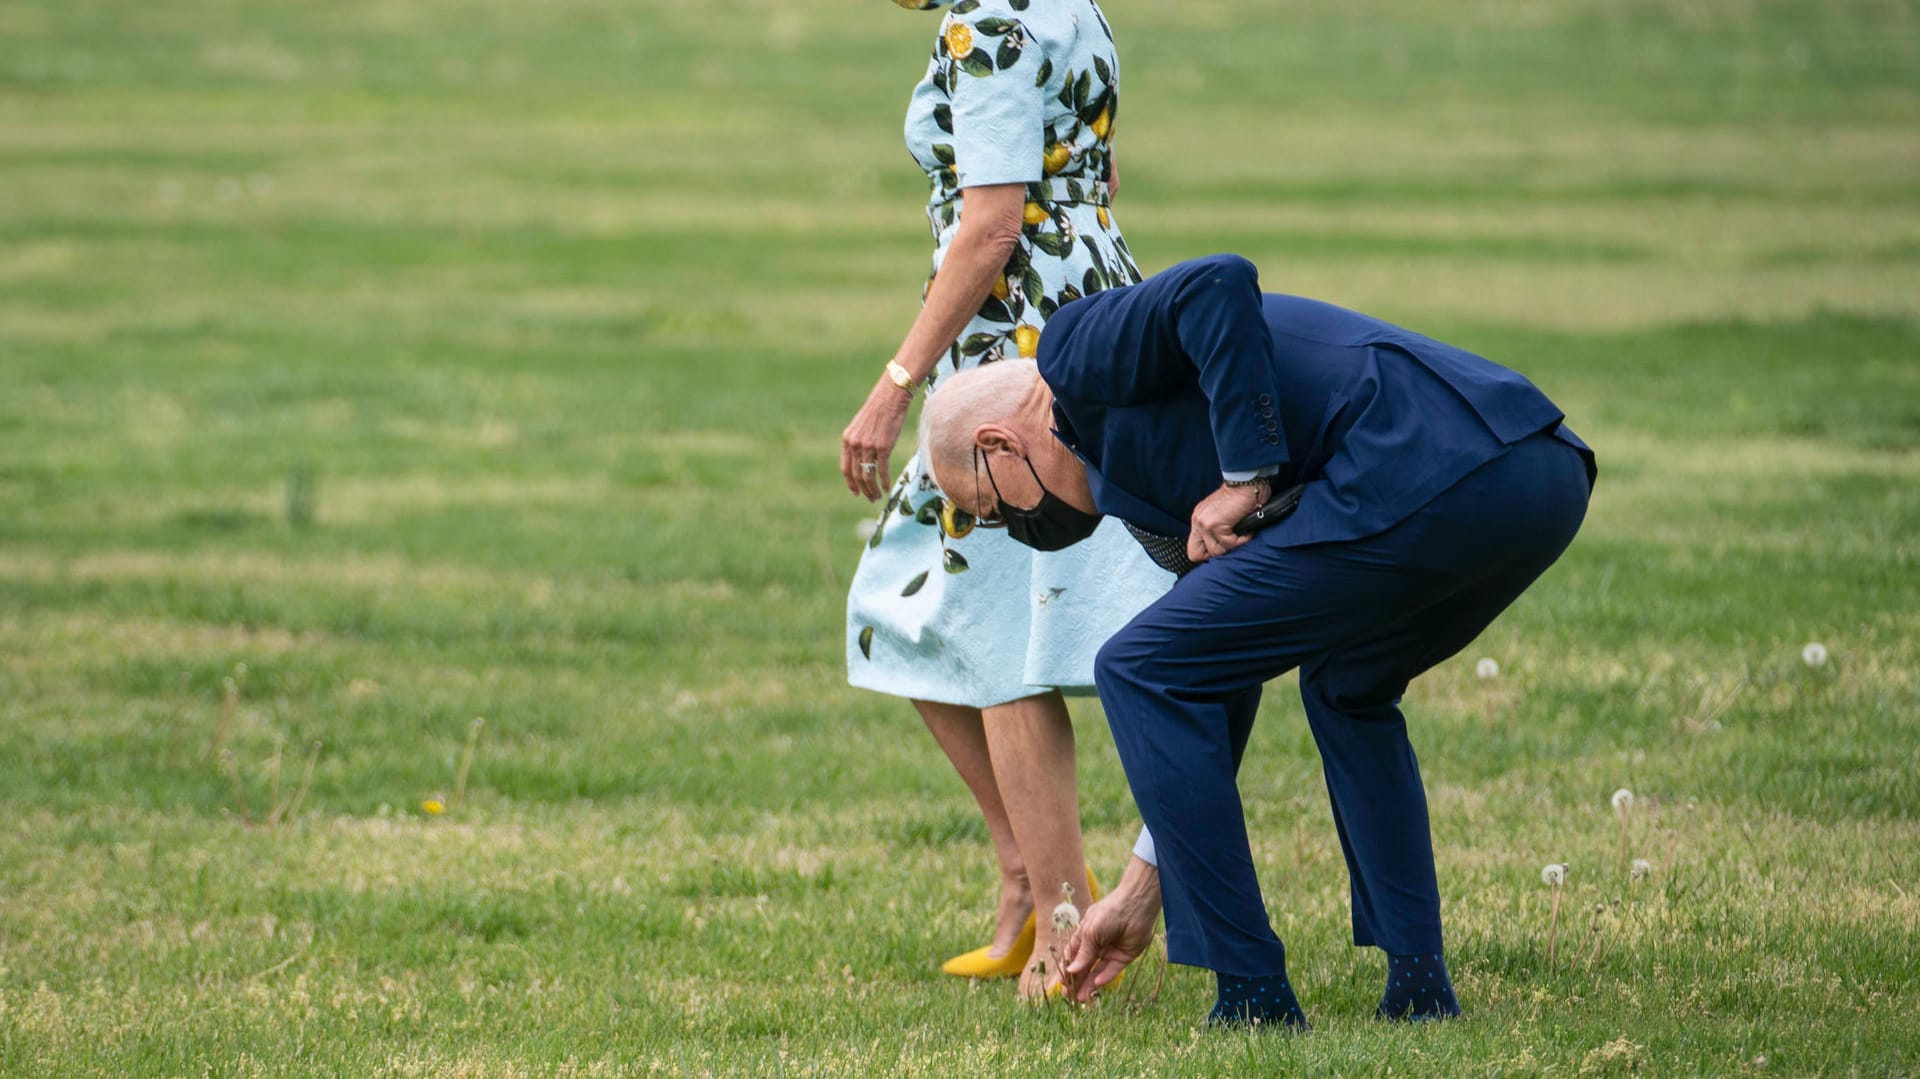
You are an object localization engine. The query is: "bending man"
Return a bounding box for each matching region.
[918,254,1596,1028]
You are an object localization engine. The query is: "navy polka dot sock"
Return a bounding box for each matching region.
[1207,971,1309,1031]
[1376,952,1461,1021]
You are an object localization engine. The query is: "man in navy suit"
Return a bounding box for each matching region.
[918,254,1595,1027]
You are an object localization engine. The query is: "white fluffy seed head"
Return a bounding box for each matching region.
[1051,881,1080,937]
[1475,657,1500,680]
[1611,788,1635,813]
[1802,642,1828,668]
[1542,863,1567,887]
[1631,858,1652,880]
[1051,900,1081,937]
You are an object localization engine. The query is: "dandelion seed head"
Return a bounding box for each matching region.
[1801,642,1828,668]
[1051,900,1081,937]
[1542,863,1567,887]
[1631,859,1651,880]
[1475,657,1500,680]
[1611,788,1634,812]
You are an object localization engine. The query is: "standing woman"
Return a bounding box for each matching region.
[842,0,1171,998]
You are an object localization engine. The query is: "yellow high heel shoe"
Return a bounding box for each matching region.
[942,867,1102,980]
[940,911,1035,979]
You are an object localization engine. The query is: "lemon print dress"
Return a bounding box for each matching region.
[849,0,1173,708]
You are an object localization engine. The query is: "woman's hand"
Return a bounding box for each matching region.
[839,183,1023,502]
[1106,144,1119,201]
[840,378,913,501]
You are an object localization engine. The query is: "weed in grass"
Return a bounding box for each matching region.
[204,665,246,763]
[1542,862,1568,967]
[452,716,485,811]
[1612,787,1636,874]
[285,462,317,530]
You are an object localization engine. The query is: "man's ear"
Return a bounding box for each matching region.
[974,423,1024,459]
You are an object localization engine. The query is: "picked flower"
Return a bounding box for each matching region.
[1051,881,1081,937]
[1475,657,1500,680]
[1801,642,1828,668]
[1541,863,1567,887]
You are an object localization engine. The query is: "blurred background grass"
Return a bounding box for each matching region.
[1,0,1917,1074]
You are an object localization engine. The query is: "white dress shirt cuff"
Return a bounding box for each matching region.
[1132,825,1157,867]
[1221,464,1281,483]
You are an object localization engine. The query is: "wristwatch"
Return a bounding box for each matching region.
[1223,475,1270,490]
[885,361,917,395]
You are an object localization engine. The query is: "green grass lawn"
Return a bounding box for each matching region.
[3,0,1918,1073]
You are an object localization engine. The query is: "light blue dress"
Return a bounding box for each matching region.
[848,0,1173,709]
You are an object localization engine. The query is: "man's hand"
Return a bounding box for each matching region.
[1187,481,1268,564]
[1063,856,1162,1003]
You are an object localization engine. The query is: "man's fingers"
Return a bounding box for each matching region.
[1092,956,1129,990]
[1064,928,1091,974]
[1070,955,1129,1003]
[1186,531,1209,563]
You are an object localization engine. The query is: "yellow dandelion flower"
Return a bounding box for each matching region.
[945,21,974,59]
[421,798,445,816]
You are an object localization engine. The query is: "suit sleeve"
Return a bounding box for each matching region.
[1169,255,1288,475]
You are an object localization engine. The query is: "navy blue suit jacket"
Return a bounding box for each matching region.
[1036,254,1596,545]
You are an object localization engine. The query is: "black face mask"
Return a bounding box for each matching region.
[978,447,1103,552]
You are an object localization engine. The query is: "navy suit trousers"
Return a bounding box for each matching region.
[1092,432,1590,976]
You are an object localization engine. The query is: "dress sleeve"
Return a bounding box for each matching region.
[942,9,1046,189]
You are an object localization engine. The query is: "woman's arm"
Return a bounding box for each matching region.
[839,182,1027,501]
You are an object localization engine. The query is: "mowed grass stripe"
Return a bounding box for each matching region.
[3,0,1919,1072]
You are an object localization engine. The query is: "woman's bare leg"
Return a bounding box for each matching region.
[914,699,1033,956]
[982,689,1094,999]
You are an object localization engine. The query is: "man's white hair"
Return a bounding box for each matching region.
[917,359,1042,503]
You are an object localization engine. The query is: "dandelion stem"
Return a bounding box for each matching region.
[220,750,252,825]
[1584,904,1607,967]
[1546,886,1563,967]
[275,740,321,825]
[265,736,284,828]
[1147,938,1167,1005]
[452,717,485,810]
[207,676,240,762]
